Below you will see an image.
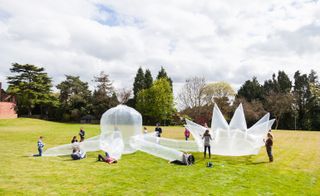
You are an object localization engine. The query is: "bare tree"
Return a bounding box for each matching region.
[117,88,132,104]
[265,92,294,129]
[178,76,207,110]
[203,81,236,104]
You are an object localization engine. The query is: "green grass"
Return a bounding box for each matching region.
[0,118,319,195]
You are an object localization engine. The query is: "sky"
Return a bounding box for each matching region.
[0,0,319,100]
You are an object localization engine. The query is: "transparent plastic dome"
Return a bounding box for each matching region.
[100,105,142,159]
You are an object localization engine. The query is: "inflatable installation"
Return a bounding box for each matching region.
[44,104,274,161]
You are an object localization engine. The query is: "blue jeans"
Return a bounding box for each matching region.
[38,147,43,156]
[33,147,42,157]
[204,146,211,158]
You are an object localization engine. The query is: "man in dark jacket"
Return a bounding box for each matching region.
[154,123,162,137]
[264,132,273,162]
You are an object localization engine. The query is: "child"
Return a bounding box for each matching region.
[143,127,148,134]
[79,127,85,142]
[264,132,274,162]
[33,136,44,157]
[202,130,212,159]
[184,128,190,141]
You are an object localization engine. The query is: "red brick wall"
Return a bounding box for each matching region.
[0,102,17,119]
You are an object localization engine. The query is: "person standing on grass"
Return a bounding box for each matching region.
[264,132,274,162]
[202,130,212,159]
[79,127,85,142]
[155,123,162,137]
[33,136,44,157]
[184,127,190,141]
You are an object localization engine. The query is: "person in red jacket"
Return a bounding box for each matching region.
[97,152,117,164]
[184,128,190,141]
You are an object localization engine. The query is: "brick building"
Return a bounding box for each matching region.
[0,82,17,119]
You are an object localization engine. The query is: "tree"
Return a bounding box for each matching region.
[293,71,310,129]
[144,69,153,89]
[307,70,320,130]
[233,98,267,127]
[91,72,118,119]
[56,75,92,121]
[157,66,173,89]
[203,81,235,104]
[7,63,57,116]
[117,88,132,104]
[178,76,207,110]
[277,71,292,93]
[133,67,145,99]
[237,77,264,102]
[262,71,293,129]
[265,92,294,129]
[264,71,292,94]
[136,78,175,124]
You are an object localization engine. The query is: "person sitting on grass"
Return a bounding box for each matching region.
[97,152,117,164]
[70,142,86,160]
[33,136,44,157]
[170,153,195,166]
[71,148,86,160]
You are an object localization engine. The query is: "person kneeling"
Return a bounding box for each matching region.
[97,152,117,164]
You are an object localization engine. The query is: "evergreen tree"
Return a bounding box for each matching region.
[91,72,118,119]
[144,69,153,89]
[56,75,91,121]
[306,70,320,130]
[293,71,310,129]
[237,77,264,102]
[156,66,173,89]
[277,71,292,93]
[7,63,58,116]
[133,67,145,99]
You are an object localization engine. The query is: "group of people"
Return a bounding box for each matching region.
[153,122,274,162]
[199,126,274,162]
[70,128,87,160]
[33,123,274,164]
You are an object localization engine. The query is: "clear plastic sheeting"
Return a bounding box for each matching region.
[142,133,199,152]
[131,135,184,162]
[44,105,185,162]
[44,104,274,160]
[186,104,275,156]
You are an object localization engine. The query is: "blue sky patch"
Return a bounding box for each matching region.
[95,4,120,26]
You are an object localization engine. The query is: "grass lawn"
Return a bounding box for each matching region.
[0,118,319,195]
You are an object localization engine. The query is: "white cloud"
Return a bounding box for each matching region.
[0,0,319,103]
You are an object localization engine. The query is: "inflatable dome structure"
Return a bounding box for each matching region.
[44,104,274,161]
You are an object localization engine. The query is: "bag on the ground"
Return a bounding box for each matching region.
[206,162,213,168]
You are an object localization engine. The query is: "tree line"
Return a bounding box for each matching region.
[178,70,320,131]
[5,63,175,124]
[5,63,320,130]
